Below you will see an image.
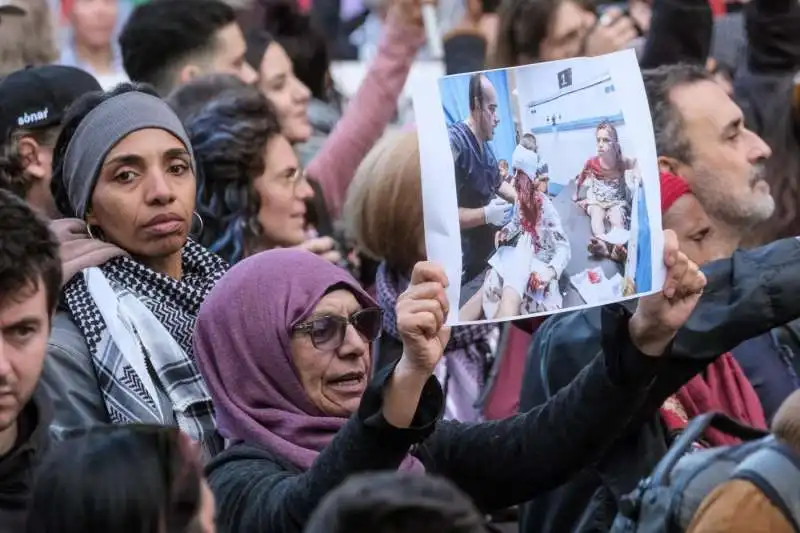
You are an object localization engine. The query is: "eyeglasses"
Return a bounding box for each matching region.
[283,167,308,187]
[293,307,383,350]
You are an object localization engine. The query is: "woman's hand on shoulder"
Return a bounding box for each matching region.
[296,236,343,265]
[396,261,451,375]
[50,218,127,287]
[630,229,706,357]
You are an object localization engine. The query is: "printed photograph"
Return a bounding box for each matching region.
[413,50,664,325]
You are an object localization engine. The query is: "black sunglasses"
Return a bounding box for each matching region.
[293,307,383,350]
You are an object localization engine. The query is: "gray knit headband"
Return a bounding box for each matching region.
[62,91,196,219]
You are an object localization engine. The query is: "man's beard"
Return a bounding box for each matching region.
[692,163,775,230]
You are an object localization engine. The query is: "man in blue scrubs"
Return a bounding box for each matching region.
[449,73,516,304]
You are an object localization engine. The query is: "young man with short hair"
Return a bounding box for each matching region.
[119,0,257,96]
[0,188,62,530]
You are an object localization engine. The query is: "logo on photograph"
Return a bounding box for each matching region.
[16,107,49,127]
[557,68,573,89]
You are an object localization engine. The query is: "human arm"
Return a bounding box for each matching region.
[40,312,110,439]
[672,237,800,357]
[305,1,426,219]
[459,207,489,230]
[421,306,664,512]
[496,206,521,247]
[497,181,517,203]
[573,165,590,200]
[208,361,444,533]
[459,289,484,322]
[539,195,571,281]
[459,199,513,230]
[416,231,706,510]
[531,237,800,438]
[581,7,639,57]
[295,236,343,265]
[513,241,800,530]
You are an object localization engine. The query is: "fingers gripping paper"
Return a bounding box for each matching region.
[412,50,665,325]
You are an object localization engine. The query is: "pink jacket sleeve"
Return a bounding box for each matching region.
[305,16,425,220]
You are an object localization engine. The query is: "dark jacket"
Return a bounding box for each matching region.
[0,391,51,533]
[519,237,800,533]
[206,306,665,533]
[731,331,799,422]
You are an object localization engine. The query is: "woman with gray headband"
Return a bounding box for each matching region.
[41,83,226,459]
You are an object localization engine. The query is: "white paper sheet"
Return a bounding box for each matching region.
[570,268,624,306]
[599,227,631,246]
[413,49,666,325]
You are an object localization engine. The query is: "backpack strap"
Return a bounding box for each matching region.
[651,412,769,486]
[732,440,800,533]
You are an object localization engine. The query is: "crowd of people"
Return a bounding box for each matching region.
[0,0,799,532]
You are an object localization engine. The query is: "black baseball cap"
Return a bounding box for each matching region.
[0,65,102,141]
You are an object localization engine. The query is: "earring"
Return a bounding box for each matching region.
[192,211,204,236]
[86,222,98,240]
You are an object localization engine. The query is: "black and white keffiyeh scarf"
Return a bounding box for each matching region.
[63,239,227,455]
[375,262,496,392]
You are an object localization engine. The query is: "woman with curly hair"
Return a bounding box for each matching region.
[185,86,322,265]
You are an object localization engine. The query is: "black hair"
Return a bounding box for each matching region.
[49,82,160,219]
[468,73,484,112]
[304,472,489,533]
[641,63,713,164]
[0,188,61,314]
[26,424,205,533]
[119,0,236,95]
[185,85,283,264]
[494,0,567,67]
[0,125,61,199]
[262,0,332,102]
[166,73,250,124]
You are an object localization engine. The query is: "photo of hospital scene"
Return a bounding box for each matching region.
[439,58,657,322]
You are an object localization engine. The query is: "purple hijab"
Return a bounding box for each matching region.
[193,249,424,472]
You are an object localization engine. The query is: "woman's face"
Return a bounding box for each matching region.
[87,128,195,259]
[596,126,616,160]
[252,134,314,248]
[539,0,596,61]
[70,0,118,49]
[290,289,372,417]
[258,43,312,144]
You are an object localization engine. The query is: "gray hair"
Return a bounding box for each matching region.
[642,64,713,164]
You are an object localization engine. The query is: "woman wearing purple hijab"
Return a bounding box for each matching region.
[195,236,706,533]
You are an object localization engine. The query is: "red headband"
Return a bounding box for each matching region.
[660,171,692,214]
